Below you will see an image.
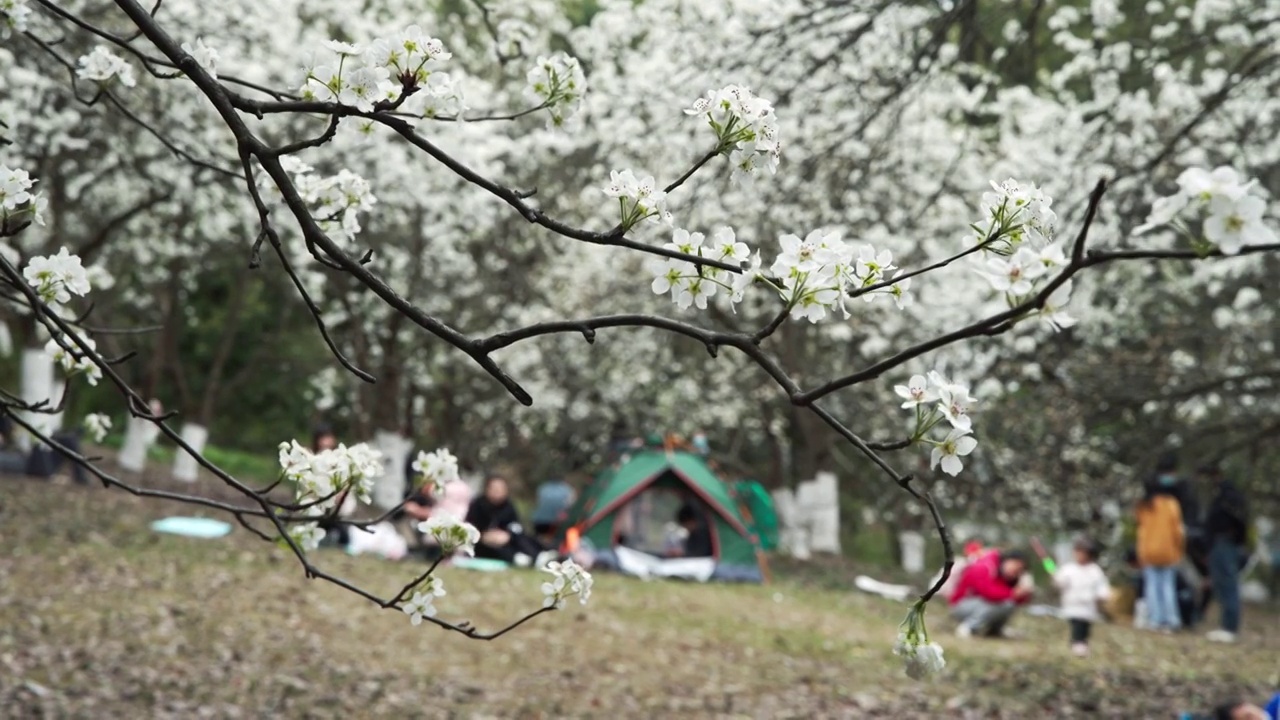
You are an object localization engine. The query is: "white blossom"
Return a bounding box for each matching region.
[525,53,587,128]
[181,37,221,79]
[45,334,101,386]
[288,523,326,551]
[541,559,593,608]
[931,428,978,476]
[604,169,673,228]
[276,439,384,510]
[23,247,91,307]
[419,511,480,556]
[1039,281,1078,331]
[411,448,460,497]
[1203,195,1276,255]
[894,374,934,409]
[83,413,112,443]
[686,84,782,184]
[404,578,446,625]
[894,602,946,680]
[76,47,137,88]
[1,0,32,34]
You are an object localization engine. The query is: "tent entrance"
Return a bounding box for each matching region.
[610,476,720,559]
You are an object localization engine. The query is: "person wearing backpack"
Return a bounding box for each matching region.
[1200,462,1250,643]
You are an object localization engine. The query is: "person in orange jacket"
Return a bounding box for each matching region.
[1135,460,1187,632]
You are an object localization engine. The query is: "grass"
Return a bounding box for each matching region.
[1,477,1277,719]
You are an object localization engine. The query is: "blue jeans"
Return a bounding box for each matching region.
[1207,539,1241,633]
[1143,565,1180,629]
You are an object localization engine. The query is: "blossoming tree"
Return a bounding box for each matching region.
[3,0,1278,677]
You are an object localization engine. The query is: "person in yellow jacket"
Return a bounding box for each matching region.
[1136,473,1187,632]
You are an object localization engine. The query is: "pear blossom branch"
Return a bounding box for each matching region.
[799,179,1109,405]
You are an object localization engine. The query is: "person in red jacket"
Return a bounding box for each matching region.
[948,548,1034,637]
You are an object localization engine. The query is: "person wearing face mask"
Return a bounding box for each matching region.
[1135,452,1188,632]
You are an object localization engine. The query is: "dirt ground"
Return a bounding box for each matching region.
[1,475,1276,719]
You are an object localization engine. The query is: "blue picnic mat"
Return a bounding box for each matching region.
[150,516,233,539]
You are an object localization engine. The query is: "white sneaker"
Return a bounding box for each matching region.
[955,624,973,638]
[1205,629,1237,643]
[534,550,557,569]
[513,552,532,568]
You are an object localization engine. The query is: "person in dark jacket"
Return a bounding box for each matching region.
[465,475,546,566]
[1199,462,1249,643]
[667,504,714,558]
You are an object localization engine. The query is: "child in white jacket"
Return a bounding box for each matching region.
[1054,537,1112,657]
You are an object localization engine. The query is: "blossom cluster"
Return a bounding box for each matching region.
[525,53,587,129]
[1134,166,1277,255]
[893,601,946,680]
[1,0,31,35]
[971,179,1075,331]
[685,85,781,187]
[644,225,912,322]
[604,169,673,230]
[403,576,446,625]
[769,231,911,322]
[410,447,460,498]
[418,512,480,556]
[647,227,751,310]
[76,47,138,88]
[276,439,383,551]
[541,559,593,608]
[2,165,48,228]
[83,413,112,443]
[45,334,102,386]
[276,157,377,243]
[23,246,90,309]
[278,438,383,505]
[894,371,979,476]
[181,37,221,80]
[299,28,464,118]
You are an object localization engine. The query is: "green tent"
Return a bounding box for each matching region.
[733,479,779,552]
[564,450,767,582]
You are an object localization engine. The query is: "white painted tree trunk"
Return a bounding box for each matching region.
[771,487,809,560]
[372,430,413,511]
[48,378,66,438]
[801,472,842,555]
[172,422,209,482]
[17,348,57,453]
[899,530,926,573]
[119,416,159,473]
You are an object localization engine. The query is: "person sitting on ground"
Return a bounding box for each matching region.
[465,474,551,567]
[948,548,1034,638]
[665,504,714,558]
[1053,536,1112,657]
[531,477,576,547]
[1210,692,1280,720]
[399,471,473,557]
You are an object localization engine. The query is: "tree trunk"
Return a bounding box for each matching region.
[119,415,159,473]
[171,421,209,482]
[372,429,413,510]
[197,270,252,426]
[17,347,57,453]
